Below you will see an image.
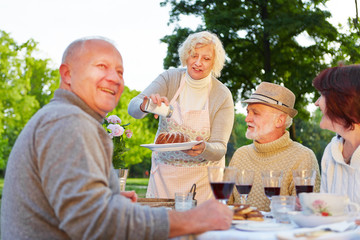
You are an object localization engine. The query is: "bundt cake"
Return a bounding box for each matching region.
[155,132,190,144]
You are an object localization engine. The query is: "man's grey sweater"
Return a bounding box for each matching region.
[1,89,169,240]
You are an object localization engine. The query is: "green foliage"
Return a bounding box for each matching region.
[330,18,360,66]
[128,157,152,178]
[0,30,59,172]
[113,135,130,169]
[226,112,252,163]
[111,133,129,169]
[126,178,149,186]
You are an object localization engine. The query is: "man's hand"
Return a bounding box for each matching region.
[168,199,233,238]
[120,191,138,203]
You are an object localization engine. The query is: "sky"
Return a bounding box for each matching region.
[0,0,355,112]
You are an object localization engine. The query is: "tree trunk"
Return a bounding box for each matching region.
[261,0,271,82]
[289,123,297,141]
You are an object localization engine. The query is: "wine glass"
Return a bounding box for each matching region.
[235,169,254,204]
[261,170,283,201]
[292,169,316,196]
[208,166,237,204]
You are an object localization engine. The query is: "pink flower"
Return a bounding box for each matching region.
[312,199,332,216]
[312,200,325,209]
[125,129,132,138]
[107,115,121,124]
[107,124,124,137]
[103,114,132,169]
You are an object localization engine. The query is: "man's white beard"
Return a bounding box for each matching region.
[245,121,276,141]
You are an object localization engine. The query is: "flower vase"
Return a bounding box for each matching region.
[115,168,128,191]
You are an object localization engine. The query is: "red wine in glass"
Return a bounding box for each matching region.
[236,184,252,204]
[235,170,254,204]
[236,184,252,195]
[208,166,237,204]
[264,187,280,199]
[295,185,314,196]
[210,182,235,200]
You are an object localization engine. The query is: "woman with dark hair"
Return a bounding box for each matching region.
[313,64,360,204]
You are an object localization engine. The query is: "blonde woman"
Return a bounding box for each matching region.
[128,31,234,204]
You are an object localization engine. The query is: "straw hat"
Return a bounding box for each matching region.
[243,82,298,118]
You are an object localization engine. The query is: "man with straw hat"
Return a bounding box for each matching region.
[228,82,320,211]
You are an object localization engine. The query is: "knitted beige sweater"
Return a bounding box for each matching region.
[228,131,320,211]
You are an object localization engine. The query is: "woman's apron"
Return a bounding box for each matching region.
[146,75,224,204]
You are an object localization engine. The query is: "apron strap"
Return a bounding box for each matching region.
[204,80,211,111]
[150,165,159,174]
[170,74,186,105]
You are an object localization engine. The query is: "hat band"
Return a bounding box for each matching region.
[251,93,289,107]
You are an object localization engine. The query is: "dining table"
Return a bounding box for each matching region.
[139,198,360,240]
[169,216,360,240]
[170,226,286,240]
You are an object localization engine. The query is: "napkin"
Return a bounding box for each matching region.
[317,221,357,232]
[277,221,360,240]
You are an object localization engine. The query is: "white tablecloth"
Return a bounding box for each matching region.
[170,222,360,240]
[170,225,289,240]
[196,228,280,239]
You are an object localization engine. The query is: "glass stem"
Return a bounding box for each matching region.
[240,194,247,204]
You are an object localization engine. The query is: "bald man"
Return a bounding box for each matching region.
[1,37,233,240]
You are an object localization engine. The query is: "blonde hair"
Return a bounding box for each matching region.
[178,31,225,78]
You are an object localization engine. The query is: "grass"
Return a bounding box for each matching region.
[126,178,148,198]
[0,177,148,200]
[126,178,149,186]
[0,176,148,199]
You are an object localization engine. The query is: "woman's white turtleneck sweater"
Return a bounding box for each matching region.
[179,72,211,111]
[128,68,234,162]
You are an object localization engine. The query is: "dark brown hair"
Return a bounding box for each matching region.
[313,65,360,130]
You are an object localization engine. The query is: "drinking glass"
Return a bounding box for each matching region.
[117,169,128,191]
[270,196,296,223]
[261,170,283,201]
[208,166,237,204]
[292,169,316,196]
[175,192,193,211]
[235,169,254,204]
